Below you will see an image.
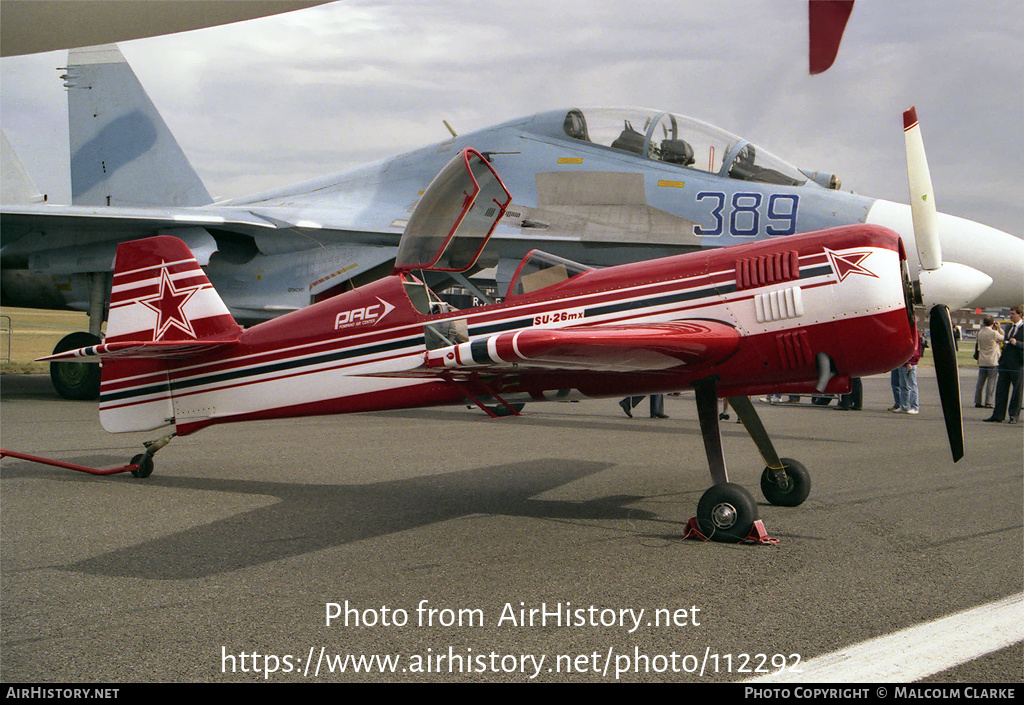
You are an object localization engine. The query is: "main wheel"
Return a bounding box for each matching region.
[760,458,811,507]
[130,454,154,478]
[696,483,758,543]
[50,332,101,400]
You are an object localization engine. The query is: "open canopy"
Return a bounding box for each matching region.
[394,149,513,273]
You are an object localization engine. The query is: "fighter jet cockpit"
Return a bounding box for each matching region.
[561,107,808,187]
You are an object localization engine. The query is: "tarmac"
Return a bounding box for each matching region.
[1,371,1021,683]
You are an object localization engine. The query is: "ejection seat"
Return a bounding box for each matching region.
[661,138,696,166]
[610,120,646,154]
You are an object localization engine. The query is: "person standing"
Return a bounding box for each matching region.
[619,394,668,419]
[888,369,900,411]
[985,305,1024,424]
[892,328,923,414]
[974,316,1004,408]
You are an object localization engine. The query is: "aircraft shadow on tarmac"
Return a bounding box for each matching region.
[6,458,658,580]
[368,406,850,447]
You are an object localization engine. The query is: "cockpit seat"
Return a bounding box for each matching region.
[610,121,645,154]
[661,138,695,166]
[563,109,590,141]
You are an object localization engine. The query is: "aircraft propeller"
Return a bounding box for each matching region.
[903,106,983,462]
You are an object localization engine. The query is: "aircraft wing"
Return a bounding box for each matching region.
[1,1,332,57]
[0,203,403,260]
[1,204,274,240]
[422,321,741,374]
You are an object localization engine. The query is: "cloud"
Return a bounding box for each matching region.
[1,0,1020,233]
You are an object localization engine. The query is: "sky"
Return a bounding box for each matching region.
[1,0,1021,235]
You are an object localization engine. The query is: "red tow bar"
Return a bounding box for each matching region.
[0,448,139,476]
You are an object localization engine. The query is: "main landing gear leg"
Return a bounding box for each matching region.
[446,373,522,418]
[729,395,811,508]
[691,379,760,542]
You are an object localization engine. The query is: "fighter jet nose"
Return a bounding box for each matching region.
[866,199,1023,309]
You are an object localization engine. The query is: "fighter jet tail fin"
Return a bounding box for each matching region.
[65,44,213,207]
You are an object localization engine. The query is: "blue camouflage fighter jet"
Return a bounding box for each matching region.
[1,45,1020,399]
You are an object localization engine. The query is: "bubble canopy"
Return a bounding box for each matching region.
[560,107,807,186]
[394,149,513,273]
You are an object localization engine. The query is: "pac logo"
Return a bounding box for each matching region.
[334,298,396,330]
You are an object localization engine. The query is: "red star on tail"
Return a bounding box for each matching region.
[138,266,202,340]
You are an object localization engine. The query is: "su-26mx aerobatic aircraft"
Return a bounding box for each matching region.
[1,45,1020,401]
[22,148,967,544]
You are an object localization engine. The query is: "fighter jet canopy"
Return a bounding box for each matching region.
[552,107,809,187]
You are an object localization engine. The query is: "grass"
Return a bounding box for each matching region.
[0,307,98,374]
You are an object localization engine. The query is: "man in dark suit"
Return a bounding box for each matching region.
[985,305,1024,424]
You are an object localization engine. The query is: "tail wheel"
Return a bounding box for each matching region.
[50,332,101,400]
[696,483,758,543]
[130,454,154,479]
[760,458,811,507]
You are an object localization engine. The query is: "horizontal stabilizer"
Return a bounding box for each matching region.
[39,339,237,363]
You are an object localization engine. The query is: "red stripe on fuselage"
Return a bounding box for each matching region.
[104,227,905,434]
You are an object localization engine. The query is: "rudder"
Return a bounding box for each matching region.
[100,236,241,432]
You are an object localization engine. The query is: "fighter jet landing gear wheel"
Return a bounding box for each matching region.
[130,454,154,479]
[50,332,101,400]
[760,458,810,507]
[696,483,758,543]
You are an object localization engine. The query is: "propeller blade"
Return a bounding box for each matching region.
[903,106,992,311]
[904,107,941,271]
[929,304,964,462]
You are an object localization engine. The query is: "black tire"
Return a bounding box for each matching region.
[811,396,832,406]
[487,402,525,417]
[696,483,758,543]
[130,454,154,479]
[49,332,101,400]
[760,458,811,507]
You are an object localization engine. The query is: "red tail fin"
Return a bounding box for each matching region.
[106,235,240,343]
[38,236,241,433]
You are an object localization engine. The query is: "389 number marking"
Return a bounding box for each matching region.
[693,192,799,237]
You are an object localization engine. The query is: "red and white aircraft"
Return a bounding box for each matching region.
[36,148,963,542]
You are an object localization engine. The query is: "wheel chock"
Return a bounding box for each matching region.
[744,519,780,545]
[682,517,780,545]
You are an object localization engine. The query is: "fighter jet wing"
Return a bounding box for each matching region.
[1,204,274,240]
[0,202,404,259]
[422,321,741,374]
